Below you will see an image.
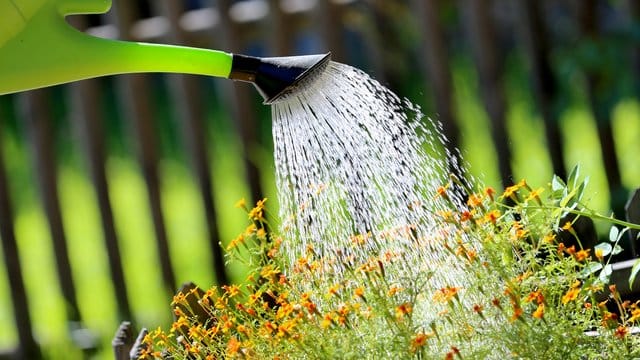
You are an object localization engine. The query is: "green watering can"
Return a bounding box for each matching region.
[0,0,330,103]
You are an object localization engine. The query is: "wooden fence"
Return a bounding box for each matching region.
[0,0,639,358]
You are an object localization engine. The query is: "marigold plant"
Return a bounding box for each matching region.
[141,167,640,359]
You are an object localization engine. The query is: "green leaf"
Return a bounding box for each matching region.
[599,264,613,283]
[630,259,640,290]
[609,226,620,243]
[594,242,612,257]
[567,165,580,189]
[612,245,624,256]
[551,175,566,193]
[580,262,603,278]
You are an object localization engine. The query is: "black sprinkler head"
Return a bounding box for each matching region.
[228,53,332,104]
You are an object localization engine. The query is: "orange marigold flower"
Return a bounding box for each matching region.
[525,290,544,305]
[234,198,246,209]
[436,184,449,199]
[602,311,619,326]
[321,313,333,329]
[543,233,556,244]
[484,210,500,225]
[410,332,434,352]
[387,286,402,297]
[223,284,241,298]
[354,287,365,298]
[510,306,524,322]
[445,346,460,360]
[248,198,268,221]
[467,193,483,208]
[615,325,629,339]
[565,245,576,256]
[575,249,591,262]
[485,187,496,200]
[526,187,544,202]
[328,283,341,296]
[460,210,473,222]
[491,298,502,309]
[561,281,581,304]
[396,302,413,319]
[629,306,640,323]
[226,337,241,355]
[433,286,460,303]
[532,304,545,319]
[501,184,520,200]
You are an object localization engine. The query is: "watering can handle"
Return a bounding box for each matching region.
[0,0,233,95]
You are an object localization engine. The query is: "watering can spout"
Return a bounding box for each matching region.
[228,53,332,104]
[0,0,331,103]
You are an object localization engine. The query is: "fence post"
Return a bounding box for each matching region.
[413,0,466,191]
[66,16,134,323]
[19,90,84,322]
[574,0,627,219]
[216,0,267,206]
[153,0,229,286]
[515,0,567,180]
[460,0,513,187]
[109,0,177,295]
[0,113,40,358]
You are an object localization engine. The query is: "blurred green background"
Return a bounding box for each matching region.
[1,0,640,358]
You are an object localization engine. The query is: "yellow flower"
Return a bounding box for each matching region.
[223,284,241,298]
[485,187,496,201]
[501,184,520,200]
[484,210,500,225]
[595,248,604,261]
[321,313,333,329]
[435,183,450,199]
[395,302,413,319]
[248,198,268,221]
[226,337,241,355]
[574,249,591,262]
[510,306,524,322]
[226,234,245,251]
[354,287,365,298]
[467,193,483,208]
[542,233,556,244]
[235,198,246,209]
[387,286,402,297]
[615,325,629,339]
[562,281,581,304]
[433,286,460,303]
[532,304,545,319]
[524,290,544,305]
[526,187,544,203]
[410,332,434,352]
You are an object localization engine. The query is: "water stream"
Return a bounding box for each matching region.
[272,62,471,291]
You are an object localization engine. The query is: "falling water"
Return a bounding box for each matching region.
[271,62,471,293]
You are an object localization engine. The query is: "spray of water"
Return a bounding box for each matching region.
[272,62,473,295]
